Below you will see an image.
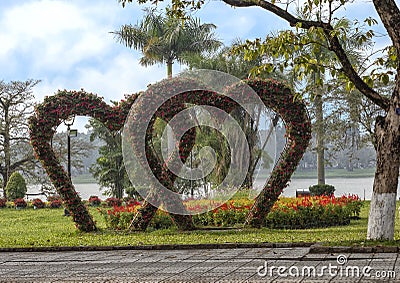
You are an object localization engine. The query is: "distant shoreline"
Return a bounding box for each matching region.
[70,169,378,184]
[291,168,376,179]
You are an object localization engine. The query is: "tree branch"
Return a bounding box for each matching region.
[10,157,35,172]
[222,0,391,110]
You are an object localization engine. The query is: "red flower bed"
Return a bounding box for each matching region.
[14,198,27,208]
[98,196,362,230]
[0,198,7,208]
[105,197,122,207]
[32,198,45,209]
[265,195,363,229]
[50,199,62,209]
[88,196,102,206]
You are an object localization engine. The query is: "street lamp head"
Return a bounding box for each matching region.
[64,115,75,127]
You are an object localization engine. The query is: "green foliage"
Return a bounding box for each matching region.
[185,44,277,80]
[309,184,335,196]
[88,118,136,199]
[5,172,27,200]
[98,206,174,230]
[112,7,221,77]
[265,204,348,229]
[233,18,373,97]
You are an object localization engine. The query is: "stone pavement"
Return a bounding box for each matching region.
[0,247,399,282]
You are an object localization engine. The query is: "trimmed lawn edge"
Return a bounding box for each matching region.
[0,242,314,252]
[1,242,399,253]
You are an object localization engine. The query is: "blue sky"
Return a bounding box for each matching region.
[0,0,392,130]
[0,0,288,102]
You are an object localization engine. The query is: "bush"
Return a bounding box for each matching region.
[50,199,62,208]
[0,198,7,208]
[5,172,27,200]
[14,198,27,208]
[264,195,362,229]
[106,197,122,207]
[88,195,102,206]
[309,184,335,196]
[32,198,45,209]
[47,195,61,202]
[123,197,141,207]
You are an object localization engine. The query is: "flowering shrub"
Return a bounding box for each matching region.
[50,199,62,208]
[98,196,361,230]
[123,197,141,207]
[32,198,45,209]
[0,198,7,208]
[14,198,27,208]
[98,204,140,230]
[309,184,335,196]
[265,195,363,229]
[106,197,122,207]
[88,196,102,206]
[191,199,253,227]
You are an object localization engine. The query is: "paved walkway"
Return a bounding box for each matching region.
[1,247,399,282]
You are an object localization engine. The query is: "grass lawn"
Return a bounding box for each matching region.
[71,173,97,184]
[292,168,376,179]
[0,201,399,248]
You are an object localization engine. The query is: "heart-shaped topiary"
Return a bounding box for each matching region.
[125,77,312,229]
[29,78,311,231]
[28,90,196,231]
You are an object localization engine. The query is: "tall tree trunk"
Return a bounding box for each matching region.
[315,94,325,185]
[167,61,173,79]
[368,0,400,241]
[1,172,6,197]
[367,104,400,240]
[3,107,11,194]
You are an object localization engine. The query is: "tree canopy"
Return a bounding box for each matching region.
[112,7,222,78]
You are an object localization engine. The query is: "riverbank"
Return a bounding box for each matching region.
[292,168,376,179]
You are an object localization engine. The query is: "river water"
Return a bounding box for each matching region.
[27,177,400,201]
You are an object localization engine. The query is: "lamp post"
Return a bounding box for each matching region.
[63,116,77,217]
[64,116,77,179]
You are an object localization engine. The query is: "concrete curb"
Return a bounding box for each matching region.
[0,242,314,252]
[309,244,400,253]
[0,242,398,253]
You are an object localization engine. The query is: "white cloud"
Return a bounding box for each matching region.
[0,0,115,74]
[1,1,88,54]
[75,51,167,101]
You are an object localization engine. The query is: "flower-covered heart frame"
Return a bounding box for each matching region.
[28,90,196,231]
[126,78,312,229]
[29,78,311,231]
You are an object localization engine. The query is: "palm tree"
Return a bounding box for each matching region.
[112,8,222,78]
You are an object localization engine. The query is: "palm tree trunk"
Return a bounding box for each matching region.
[167,61,173,78]
[315,94,325,185]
